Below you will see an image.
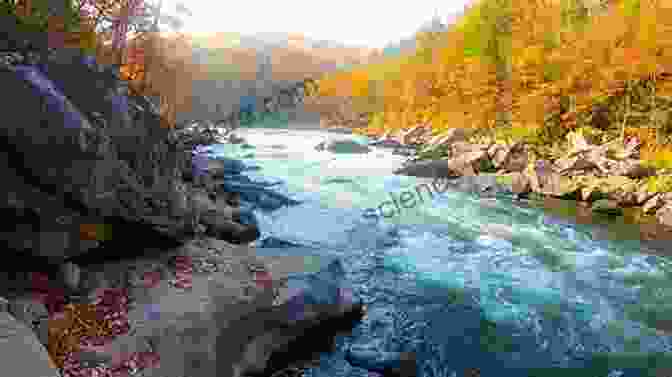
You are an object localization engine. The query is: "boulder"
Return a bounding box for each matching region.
[526,160,578,198]
[218,181,301,211]
[500,172,531,196]
[205,158,246,177]
[174,122,222,148]
[346,345,417,377]
[228,134,245,144]
[611,159,657,179]
[320,139,371,154]
[117,250,368,377]
[449,141,490,157]
[446,150,490,177]
[394,160,456,178]
[370,138,404,148]
[656,204,672,227]
[554,154,601,176]
[1,54,199,263]
[200,213,260,244]
[488,142,528,172]
[0,312,61,377]
[190,188,259,244]
[635,190,658,205]
[392,147,417,157]
[643,193,666,214]
[221,258,365,377]
[400,124,430,146]
[607,189,639,207]
[425,127,472,150]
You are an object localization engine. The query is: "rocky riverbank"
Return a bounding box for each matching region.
[367,124,672,248]
[0,15,366,377]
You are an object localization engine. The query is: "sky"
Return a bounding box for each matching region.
[160,0,472,49]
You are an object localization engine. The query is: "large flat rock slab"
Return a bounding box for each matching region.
[72,238,361,377]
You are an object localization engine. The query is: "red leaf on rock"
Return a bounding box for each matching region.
[142,271,162,288]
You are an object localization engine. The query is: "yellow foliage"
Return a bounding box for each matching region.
[309,0,672,158]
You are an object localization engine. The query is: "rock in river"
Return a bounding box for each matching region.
[316,139,371,154]
[346,344,417,377]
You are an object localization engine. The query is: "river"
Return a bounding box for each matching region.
[206,126,672,377]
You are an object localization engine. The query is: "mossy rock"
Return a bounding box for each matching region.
[591,199,623,216]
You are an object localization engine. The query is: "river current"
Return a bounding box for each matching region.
[207,126,672,377]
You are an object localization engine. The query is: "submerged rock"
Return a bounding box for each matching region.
[316,139,371,154]
[218,181,301,211]
[394,160,456,178]
[346,345,417,377]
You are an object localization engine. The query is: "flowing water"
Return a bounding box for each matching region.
[207,127,672,377]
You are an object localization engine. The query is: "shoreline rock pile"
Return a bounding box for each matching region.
[392,125,672,230]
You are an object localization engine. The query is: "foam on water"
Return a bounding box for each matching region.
[211,127,672,376]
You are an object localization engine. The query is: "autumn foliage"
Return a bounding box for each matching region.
[308,0,672,163]
[4,0,198,128]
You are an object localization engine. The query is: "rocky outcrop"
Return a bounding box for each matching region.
[315,138,371,154]
[174,120,229,149]
[0,16,364,377]
[346,344,417,377]
[401,124,432,146]
[61,238,364,377]
[398,126,672,230]
[1,53,200,252]
[0,15,264,313]
[394,159,458,178]
[394,144,490,179]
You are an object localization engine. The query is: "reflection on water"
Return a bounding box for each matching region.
[211,127,672,377]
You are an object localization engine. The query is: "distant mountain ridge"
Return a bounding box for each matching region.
[172,31,378,124]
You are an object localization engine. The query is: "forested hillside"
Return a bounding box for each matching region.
[307,0,672,170]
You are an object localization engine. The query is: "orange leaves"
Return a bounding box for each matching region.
[311,0,672,140]
[349,70,371,98]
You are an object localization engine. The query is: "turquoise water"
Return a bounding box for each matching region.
[208,127,672,377]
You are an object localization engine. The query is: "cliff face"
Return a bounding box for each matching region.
[0,15,199,265]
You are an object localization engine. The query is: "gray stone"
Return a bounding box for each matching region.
[322,139,371,154]
[0,297,8,313]
[0,312,61,377]
[59,261,81,291]
[394,160,456,178]
[8,297,49,335]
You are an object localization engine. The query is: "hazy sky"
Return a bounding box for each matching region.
[161,0,471,48]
